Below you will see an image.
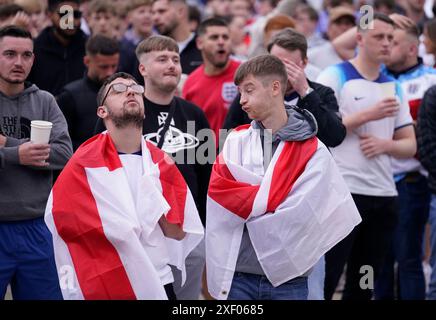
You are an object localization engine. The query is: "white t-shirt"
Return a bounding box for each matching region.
[382,65,436,176]
[316,61,413,197]
[177,32,195,54]
[119,153,174,286]
[308,42,343,71]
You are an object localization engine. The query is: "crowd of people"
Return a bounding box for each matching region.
[1,0,436,301]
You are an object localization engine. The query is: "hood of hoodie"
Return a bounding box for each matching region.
[252,105,318,143]
[0,83,44,139]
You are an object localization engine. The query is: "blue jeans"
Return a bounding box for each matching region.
[428,194,436,300]
[375,174,430,300]
[308,255,325,300]
[228,272,308,300]
[0,218,62,300]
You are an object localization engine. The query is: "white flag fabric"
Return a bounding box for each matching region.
[206,125,361,300]
[45,132,204,300]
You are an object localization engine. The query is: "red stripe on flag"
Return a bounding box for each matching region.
[146,141,186,226]
[267,137,318,212]
[52,162,136,300]
[233,124,251,132]
[208,154,259,220]
[72,133,122,171]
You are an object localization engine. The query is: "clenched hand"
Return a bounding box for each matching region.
[18,142,50,167]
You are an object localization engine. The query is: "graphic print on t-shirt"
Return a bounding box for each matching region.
[143,112,199,154]
[1,116,31,139]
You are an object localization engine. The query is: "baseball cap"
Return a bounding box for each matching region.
[329,6,356,25]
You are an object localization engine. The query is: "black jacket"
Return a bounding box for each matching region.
[180,35,203,75]
[28,27,87,96]
[56,76,101,150]
[417,85,436,194]
[95,96,212,225]
[222,80,346,148]
[118,38,143,84]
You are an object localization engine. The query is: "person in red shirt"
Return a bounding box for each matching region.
[182,17,240,147]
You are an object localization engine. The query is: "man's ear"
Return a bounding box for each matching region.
[410,42,419,58]
[84,55,90,68]
[356,31,364,46]
[97,105,108,119]
[301,56,308,68]
[271,80,281,96]
[176,2,187,19]
[196,36,203,50]
[138,62,147,78]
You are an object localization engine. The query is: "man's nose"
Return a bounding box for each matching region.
[382,35,391,46]
[125,86,136,95]
[239,93,247,105]
[106,66,117,77]
[14,56,24,66]
[168,59,177,69]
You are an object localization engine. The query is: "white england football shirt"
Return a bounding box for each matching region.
[317,61,413,196]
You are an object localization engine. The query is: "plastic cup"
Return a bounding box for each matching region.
[379,82,396,99]
[30,120,52,144]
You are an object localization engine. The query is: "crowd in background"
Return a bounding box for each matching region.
[1,0,436,300]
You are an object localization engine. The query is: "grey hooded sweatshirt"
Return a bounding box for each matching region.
[235,105,318,275]
[0,83,73,221]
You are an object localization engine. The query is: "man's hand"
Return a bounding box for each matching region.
[0,134,6,147]
[359,134,392,158]
[365,98,399,122]
[18,142,50,167]
[11,11,31,30]
[389,13,415,30]
[158,215,186,240]
[282,58,309,97]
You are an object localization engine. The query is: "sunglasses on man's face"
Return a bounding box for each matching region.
[58,10,82,19]
[101,83,145,106]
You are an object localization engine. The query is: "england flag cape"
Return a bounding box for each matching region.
[45,132,204,300]
[206,125,361,300]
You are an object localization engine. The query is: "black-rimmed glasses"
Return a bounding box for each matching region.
[100,83,145,106]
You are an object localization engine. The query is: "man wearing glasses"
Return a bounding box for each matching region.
[45,72,204,299]
[28,0,87,95]
[95,35,212,300]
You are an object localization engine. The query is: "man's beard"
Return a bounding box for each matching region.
[89,74,106,86]
[205,51,229,69]
[54,25,78,40]
[107,104,144,129]
[0,73,25,85]
[151,77,179,93]
[158,21,177,37]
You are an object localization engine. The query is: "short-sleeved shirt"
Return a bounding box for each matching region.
[316,61,413,196]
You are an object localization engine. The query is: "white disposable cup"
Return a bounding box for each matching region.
[30,120,52,144]
[380,82,396,99]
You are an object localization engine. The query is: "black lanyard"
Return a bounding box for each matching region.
[156,98,177,149]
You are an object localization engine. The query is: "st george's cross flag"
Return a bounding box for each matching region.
[206,125,361,300]
[44,132,204,300]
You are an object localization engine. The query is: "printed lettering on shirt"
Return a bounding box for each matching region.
[1,116,31,138]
